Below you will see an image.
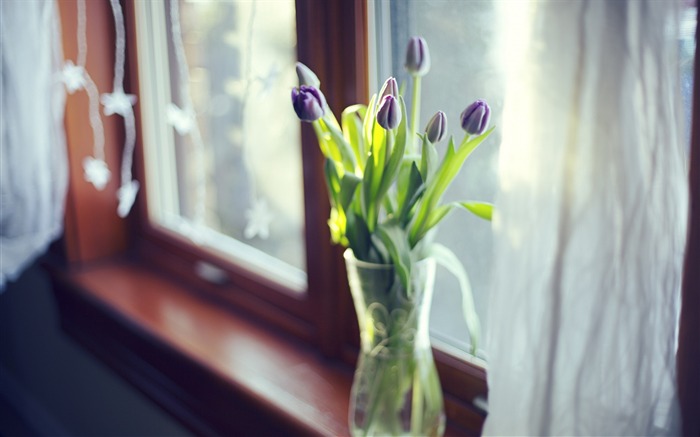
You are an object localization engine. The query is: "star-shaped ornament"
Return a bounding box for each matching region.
[83,157,111,190]
[167,103,196,135]
[62,61,86,93]
[101,90,137,117]
[117,179,140,218]
[244,198,274,240]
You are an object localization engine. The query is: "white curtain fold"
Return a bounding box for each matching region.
[0,0,67,290]
[485,0,687,435]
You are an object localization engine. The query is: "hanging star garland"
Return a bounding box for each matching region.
[237,3,276,240]
[61,60,86,93]
[103,0,139,217]
[101,90,137,117]
[244,198,274,240]
[83,156,111,190]
[168,0,207,233]
[63,0,111,191]
[166,103,196,135]
[117,179,140,218]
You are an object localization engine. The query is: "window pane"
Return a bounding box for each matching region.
[136,0,306,291]
[371,0,501,358]
[371,0,697,358]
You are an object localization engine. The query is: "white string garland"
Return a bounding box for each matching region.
[59,0,279,229]
[59,0,205,223]
[61,0,111,191]
[240,2,274,240]
[102,0,138,217]
[168,0,207,232]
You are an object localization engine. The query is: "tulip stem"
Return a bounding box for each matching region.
[410,76,422,155]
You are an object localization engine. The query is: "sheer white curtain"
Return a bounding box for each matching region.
[0,0,67,289]
[485,0,687,435]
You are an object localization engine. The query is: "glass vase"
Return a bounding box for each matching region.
[344,249,445,437]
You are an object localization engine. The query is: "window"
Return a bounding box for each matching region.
[135,0,503,360]
[129,0,488,429]
[126,0,367,347]
[135,0,306,291]
[128,0,341,343]
[54,0,699,435]
[132,0,697,404]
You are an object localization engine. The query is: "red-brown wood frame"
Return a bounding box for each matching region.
[51,0,699,435]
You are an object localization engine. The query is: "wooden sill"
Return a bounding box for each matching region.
[48,259,352,436]
[48,258,482,436]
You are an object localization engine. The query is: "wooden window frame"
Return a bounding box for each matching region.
[51,0,698,435]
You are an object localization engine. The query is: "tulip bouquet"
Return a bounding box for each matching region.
[292,36,493,344]
[292,37,493,434]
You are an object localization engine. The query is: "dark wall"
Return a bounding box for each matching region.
[0,260,191,436]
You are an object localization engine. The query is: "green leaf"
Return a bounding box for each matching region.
[398,162,424,225]
[368,139,386,221]
[372,114,387,167]
[435,127,495,200]
[346,209,370,260]
[373,222,412,292]
[419,134,438,183]
[327,207,347,245]
[356,93,387,217]
[324,159,350,245]
[376,98,408,205]
[383,192,397,216]
[410,127,494,245]
[369,239,389,264]
[363,94,377,156]
[458,201,494,221]
[425,243,481,355]
[424,204,454,232]
[321,117,358,173]
[312,121,334,161]
[408,137,456,243]
[416,201,494,243]
[323,158,341,207]
[342,105,367,168]
[361,154,376,230]
[339,173,362,212]
[396,158,415,206]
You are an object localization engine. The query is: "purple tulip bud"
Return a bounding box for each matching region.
[425,111,447,143]
[404,37,430,77]
[379,76,398,100]
[460,100,490,135]
[376,95,401,130]
[291,85,326,122]
[295,62,320,88]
